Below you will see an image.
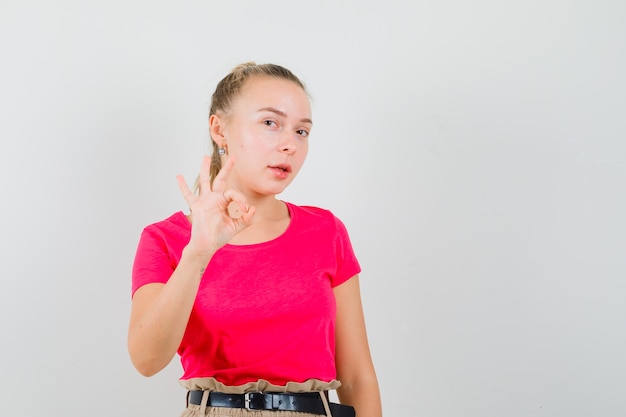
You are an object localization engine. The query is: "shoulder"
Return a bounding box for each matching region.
[287,201,332,217]
[140,211,190,241]
[284,202,351,235]
[285,202,340,225]
[143,211,189,230]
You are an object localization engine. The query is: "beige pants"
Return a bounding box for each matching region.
[179,377,341,417]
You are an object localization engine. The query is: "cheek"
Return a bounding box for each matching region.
[240,130,275,150]
[299,141,309,156]
[294,143,309,167]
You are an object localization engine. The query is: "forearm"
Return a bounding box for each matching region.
[337,373,382,417]
[128,248,212,376]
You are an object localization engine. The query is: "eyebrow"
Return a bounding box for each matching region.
[257,107,313,125]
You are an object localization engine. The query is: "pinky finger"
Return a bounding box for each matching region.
[176,175,194,206]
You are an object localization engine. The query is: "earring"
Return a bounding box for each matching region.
[218,148,225,156]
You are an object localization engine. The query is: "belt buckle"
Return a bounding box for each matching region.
[244,392,268,410]
[244,392,252,410]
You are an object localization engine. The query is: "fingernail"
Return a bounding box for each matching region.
[227,201,243,219]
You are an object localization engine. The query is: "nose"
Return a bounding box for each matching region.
[279,132,297,154]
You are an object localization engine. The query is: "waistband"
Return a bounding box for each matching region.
[179,377,341,393]
[187,391,355,417]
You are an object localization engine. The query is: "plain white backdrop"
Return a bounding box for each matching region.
[1,1,625,416]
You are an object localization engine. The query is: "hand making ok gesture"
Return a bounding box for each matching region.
[176,155,255,259]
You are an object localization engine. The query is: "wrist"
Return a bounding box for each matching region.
[181,245,215,269]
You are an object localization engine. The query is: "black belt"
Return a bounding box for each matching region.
[188,390,355,417]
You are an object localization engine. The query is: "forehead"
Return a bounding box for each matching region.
[233,76,311,116]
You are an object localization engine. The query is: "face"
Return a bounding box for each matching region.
[213,76,312,197]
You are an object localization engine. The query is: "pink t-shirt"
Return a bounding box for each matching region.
[131,202,361,385]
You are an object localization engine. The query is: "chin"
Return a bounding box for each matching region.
[257,183,291,196]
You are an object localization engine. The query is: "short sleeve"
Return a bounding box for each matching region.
[131,226,176,297]
[331,215,361,287]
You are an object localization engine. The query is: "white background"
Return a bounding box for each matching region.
[1,1,625,416]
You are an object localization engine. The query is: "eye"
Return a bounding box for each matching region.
[263,120,277,127]
[296,129,309,137]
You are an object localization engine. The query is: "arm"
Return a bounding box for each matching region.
[334,275,383,417]
[127,156,254,376]
[127,249,212,376]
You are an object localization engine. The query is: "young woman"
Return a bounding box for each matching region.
[128,63,382,417]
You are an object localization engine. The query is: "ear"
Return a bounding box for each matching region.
[209,114,226,146]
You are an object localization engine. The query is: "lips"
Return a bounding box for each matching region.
[268,163,292,179]
[269,163,292,173]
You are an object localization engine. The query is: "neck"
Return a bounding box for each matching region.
[246,195,287,221]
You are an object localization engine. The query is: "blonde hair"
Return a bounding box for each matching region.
[205,62,308,187]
